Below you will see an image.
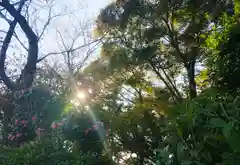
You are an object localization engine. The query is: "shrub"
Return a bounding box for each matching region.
[0,138,114,165]
[155,89,240,165]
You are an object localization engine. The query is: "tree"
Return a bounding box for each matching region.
[95,0,231,99]
[2,0,240,164]
[0,0,38,90]
[0,0,84,91]
[205,0,240,92]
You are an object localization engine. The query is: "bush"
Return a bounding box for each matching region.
[155,89,240,165]
[5,85,65,145]
[0,138,114,165]
[62,111,107,154]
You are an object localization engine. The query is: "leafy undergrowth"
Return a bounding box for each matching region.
[0,138,114,165]
[155,89,240,165]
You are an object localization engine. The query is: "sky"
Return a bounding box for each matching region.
[0,0,112,77]
[39,0,112,57]
[39,0,113,65]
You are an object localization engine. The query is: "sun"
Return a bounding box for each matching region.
[77,91,86,100]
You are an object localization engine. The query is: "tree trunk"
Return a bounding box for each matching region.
[186,59,197,99]
[0,0,38,91]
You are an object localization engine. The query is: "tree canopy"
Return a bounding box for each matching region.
[1,0,240,164]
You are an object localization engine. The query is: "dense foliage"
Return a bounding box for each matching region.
[2,0,240,164]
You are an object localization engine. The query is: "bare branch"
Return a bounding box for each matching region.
[13,31,28,50]
[74,37,103,72]
[0,29,28,50]
[37,0,62,41]
[37,14,61,41]
[37,37,104,63]
[56,28,69,51]
[0,12,11,23]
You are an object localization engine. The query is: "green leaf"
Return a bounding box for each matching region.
[227,130,240,152]
[63,103,73,113]
[209,118,226,128]
[222,122,233,138]
[189,149,200,158]
[181,161,193,165]
[177,142,184,160]
[177,125,183,137]
[145,86,153,94]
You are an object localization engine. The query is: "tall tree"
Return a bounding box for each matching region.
[95,0,230,99]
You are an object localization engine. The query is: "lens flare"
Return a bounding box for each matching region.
[77,91,85,99]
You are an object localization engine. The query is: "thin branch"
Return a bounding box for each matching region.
[74,36,103,72]
[24,0,32,21]
[148,59,181,102]
[13,31,28,50]
[107,76,137,97]
[37,13,60,41]
[0,12,11,23]
[56,28,69,51]
[118,92,135,104]
[161,16,186,63]
[70,29,86,51]
[37,37,104,63]
[37,1,62,41]
[0,24,28,51]
[1,29,29,50]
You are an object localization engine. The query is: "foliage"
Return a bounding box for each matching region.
[0,138,114,165]
[2,0,240,165]
[5,85,65,145]
[214,24,240,91]
[155,89,240,164]
[62,110,108,154]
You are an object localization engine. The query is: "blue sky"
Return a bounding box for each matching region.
[41,0,112,54]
